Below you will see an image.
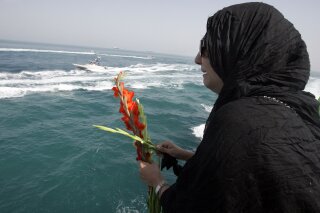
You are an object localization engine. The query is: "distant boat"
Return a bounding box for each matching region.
[73,56,108,72]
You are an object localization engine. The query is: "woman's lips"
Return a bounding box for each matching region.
[201,69,207,74]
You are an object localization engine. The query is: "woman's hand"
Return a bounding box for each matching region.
[156,141,194,161]
[139,161,164,187]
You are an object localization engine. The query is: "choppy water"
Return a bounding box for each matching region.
[0,40,319,212]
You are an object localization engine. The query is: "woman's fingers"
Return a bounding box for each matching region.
[139,161,148,180]
[157,141,173,152]
[156,144,165,152]
[138,161,164,187]
[158,141,172,148]
[156,145,168,157]
[139,161,147,168]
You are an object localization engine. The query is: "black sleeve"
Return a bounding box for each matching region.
[160,183,176,213]
[158,100,259,212]
[159,98,320,212]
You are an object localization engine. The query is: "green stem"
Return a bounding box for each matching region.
[93,125,157,151]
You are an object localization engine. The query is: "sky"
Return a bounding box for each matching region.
[0,0,319,71]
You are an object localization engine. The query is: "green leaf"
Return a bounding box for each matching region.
[93,125,156,150]
[137,99,152,144]
[93,125,118,133]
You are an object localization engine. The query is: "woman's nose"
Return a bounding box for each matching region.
[195,52,201,65]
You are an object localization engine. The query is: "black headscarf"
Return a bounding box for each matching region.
[204,2,320,139]
[160,4,320,212]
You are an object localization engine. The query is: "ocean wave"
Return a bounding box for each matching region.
[201,104,213,113]
[0,82,115,99]
[191,104,212,140]
[0,63,201,99]
[305,77,320,98]
[99,53,153,60]
[115,197,145,213]
[191,124,205,140]
[126,63,198,73]
[0,48,95,55]
[0,48,154,60]
[1,64,318,100]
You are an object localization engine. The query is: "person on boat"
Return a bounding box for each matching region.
[89,56,101,65]
[94,56,101,65]
[139,2,320,212]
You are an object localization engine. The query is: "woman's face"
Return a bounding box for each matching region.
[195,46,223,94]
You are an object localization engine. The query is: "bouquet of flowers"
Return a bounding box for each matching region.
[94,71,162,213]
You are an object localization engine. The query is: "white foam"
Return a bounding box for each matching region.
[305,77,320,98]
[2,62,316,101]
[100,53,153,60]
[191,124,205,140]
[0,63,200,99]
[85,81,114,91]
[0,82,115,99]
[0,48,156,60]
[115,197,144,213]
[125,63,197,73]
[201,104,213,112]
[0,87,26,99]
[0,48,95,55]
[130,82,148,89]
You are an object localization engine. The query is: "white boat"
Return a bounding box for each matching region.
[73,63,108,72]
[73,56,108,72]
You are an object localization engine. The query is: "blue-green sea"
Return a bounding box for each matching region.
[0,40,319,212]
[0,40,216,213]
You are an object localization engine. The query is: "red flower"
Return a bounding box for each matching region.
[123,90,134,103]
[134,141,142,159]
[121,116,132,131]
[134,115,145,131]
[112,86,119,97]
[131,102,139,116]
[119,102,125,114]
[112,72,148,161]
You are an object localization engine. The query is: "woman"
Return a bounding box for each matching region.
[139,2,320,212]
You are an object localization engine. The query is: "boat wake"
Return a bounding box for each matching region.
[0,48,95,55]
[0,63,201,99]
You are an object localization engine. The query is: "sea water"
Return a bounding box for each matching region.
[0,40,319,213]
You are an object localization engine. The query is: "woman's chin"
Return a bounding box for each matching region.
[203,79,209,88]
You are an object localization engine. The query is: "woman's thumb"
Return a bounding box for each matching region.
[156,145,166,152]
[139,161,148,168]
